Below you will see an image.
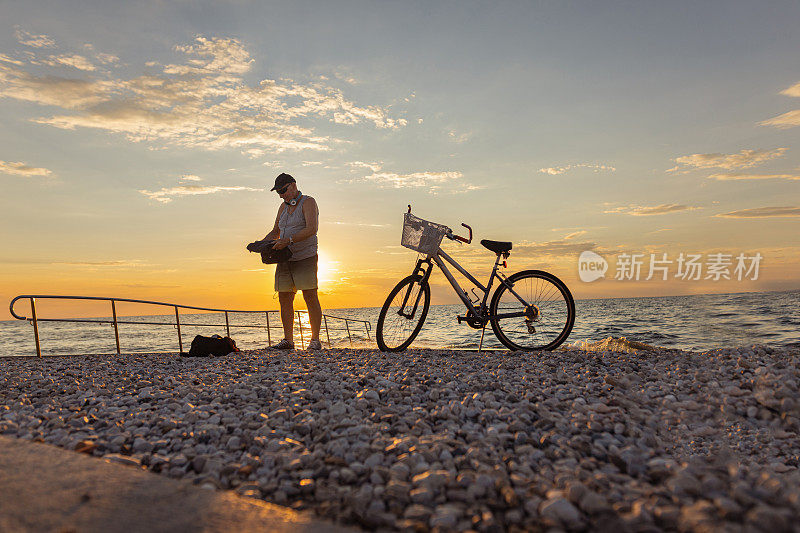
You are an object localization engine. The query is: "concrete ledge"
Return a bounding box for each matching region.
[0,436,352,533]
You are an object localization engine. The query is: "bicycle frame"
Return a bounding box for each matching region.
[403,246,531,322]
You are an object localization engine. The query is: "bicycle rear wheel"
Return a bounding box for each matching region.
[489,270,575,351]
[376,274,431,352]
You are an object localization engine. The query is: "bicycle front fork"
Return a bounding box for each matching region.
[398,257,433,318]
[411,256,433,283]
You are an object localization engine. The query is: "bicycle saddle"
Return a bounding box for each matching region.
[481,239,512,254]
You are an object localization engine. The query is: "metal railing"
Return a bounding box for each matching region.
[9,295,371,357]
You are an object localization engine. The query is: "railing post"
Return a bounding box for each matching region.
[345,319,352,346]
[323,315,331,348]
[175,306,183,353]
[111,300,121,355]
[225,311,230,337]
[364,322,370,341]
[297,311,304,349]
[30,297,41,358]
[265,312,271,347]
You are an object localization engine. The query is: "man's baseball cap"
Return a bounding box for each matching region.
[270,173,296,191]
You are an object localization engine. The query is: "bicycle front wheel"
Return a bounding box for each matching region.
[489,270,575,351]
[376,274,431,352]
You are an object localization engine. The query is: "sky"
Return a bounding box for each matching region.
[1,1,799,319]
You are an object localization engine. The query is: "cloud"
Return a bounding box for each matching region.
[344,169,466,188]
[164,36,253,75]
[15,29,56,48]
[781,82,800,98]
[539,163,616,175]
[605,203,698,216]
[139,184,261,203]
[514,239,600,256]
[708,172,800,181]
[95,53,119,65]
[564,230,587,240]
[340,164,484,194]
[471,231,600,258]
[667,148,787,172]
[716,206,800,218]
[367,171,463,188]
[446,183,488,194]
[0,62,115,108]
[52,259,147,267]
[455,233,600,259]
[0,35,406,155]
[0,160,52,177]
[179,174,202,182]
[760,81,800,128]
[761,110,800,129]
[347,161,383,172]
[448,129,470,143]
[0,54,24,66]
[42,54,96,71]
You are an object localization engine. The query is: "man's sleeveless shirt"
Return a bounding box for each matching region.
[278,195,318,261]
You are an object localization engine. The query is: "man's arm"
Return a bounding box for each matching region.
[264,204,284,240]
[292,197,319,243]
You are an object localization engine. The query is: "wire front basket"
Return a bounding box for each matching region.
[401,213,449,255]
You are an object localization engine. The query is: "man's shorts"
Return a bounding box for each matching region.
[274,255,318,293]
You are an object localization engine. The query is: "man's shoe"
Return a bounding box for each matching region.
[270,339,294,350]
[307,339,323,351]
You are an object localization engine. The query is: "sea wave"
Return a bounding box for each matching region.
[568,336,660,352]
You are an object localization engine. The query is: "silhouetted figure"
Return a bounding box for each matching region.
[261,173,322,351]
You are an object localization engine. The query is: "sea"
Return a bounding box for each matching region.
[1,290,798,357]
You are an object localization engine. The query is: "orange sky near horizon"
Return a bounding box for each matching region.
[4,239,798,321]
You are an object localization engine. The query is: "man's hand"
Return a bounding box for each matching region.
[272,237,290,250]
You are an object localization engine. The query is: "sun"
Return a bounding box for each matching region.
[316,250,340,285]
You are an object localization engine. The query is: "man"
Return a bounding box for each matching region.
[262,173,323,351]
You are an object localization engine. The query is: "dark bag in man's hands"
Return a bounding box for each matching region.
[246,239,292,264]
[260,247,292,264]
[181,335,240,357]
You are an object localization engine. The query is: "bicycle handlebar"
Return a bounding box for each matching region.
[447,223,472,244]
[460,223,473,243]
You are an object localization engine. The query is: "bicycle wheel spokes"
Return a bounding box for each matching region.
[490,271,574,351]
[376,275,431,352]
[384,283,423,345]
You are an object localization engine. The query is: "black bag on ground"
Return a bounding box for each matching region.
[246,239,292,264]
[181,335,240,357]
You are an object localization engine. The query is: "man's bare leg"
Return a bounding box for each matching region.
[279,291,295,341]
[302,289,322,341]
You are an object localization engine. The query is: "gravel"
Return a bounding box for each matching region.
[1,344,798,531]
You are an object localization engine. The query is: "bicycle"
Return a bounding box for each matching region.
[376,207,575,352]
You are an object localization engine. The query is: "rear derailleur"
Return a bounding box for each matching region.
[524,304,539,333]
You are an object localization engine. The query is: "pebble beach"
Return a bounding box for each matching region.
[1,345,799,532]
